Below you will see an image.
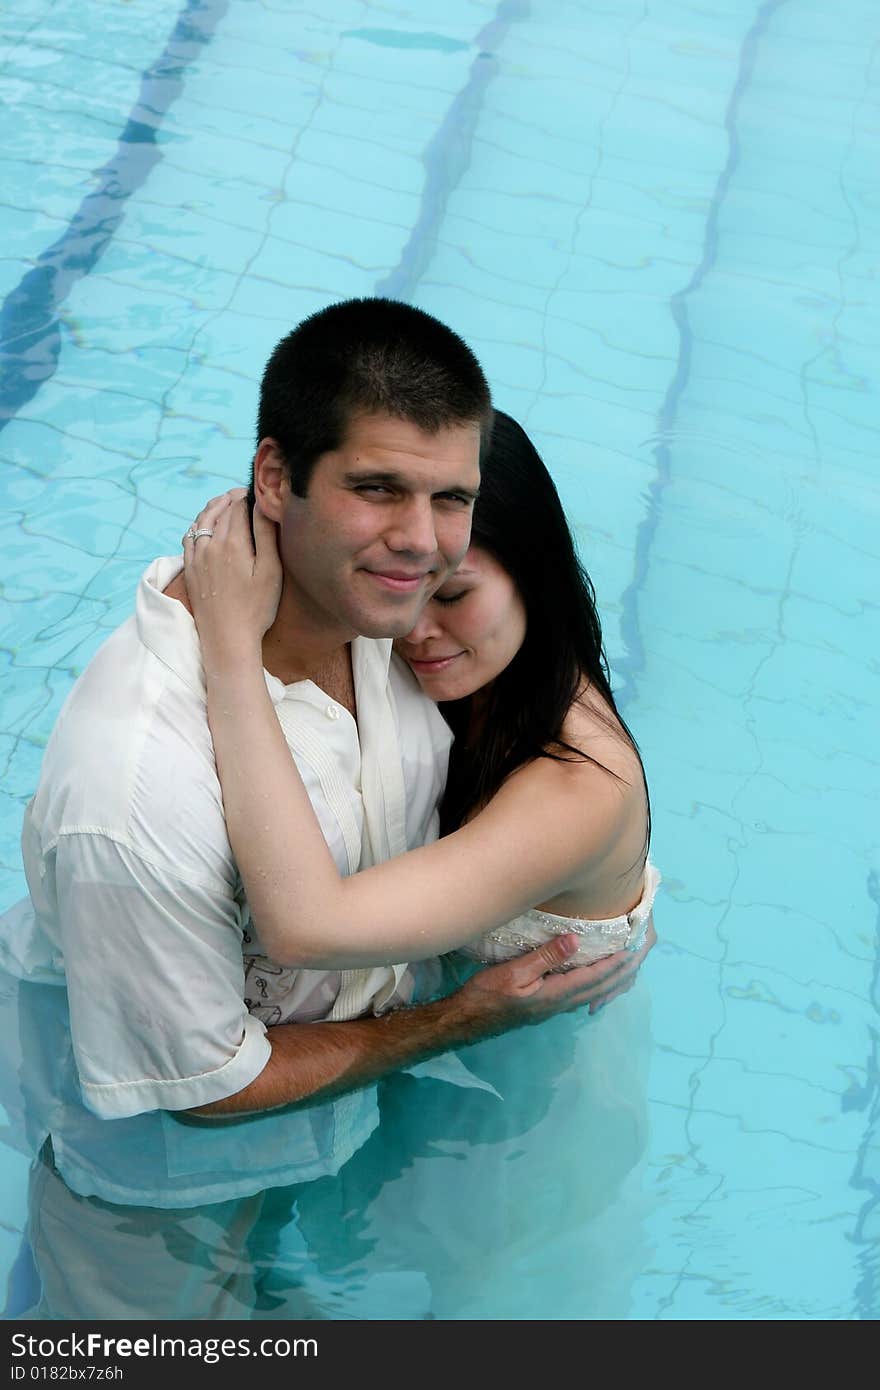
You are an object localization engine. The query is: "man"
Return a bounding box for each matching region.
[1,298,652,1316]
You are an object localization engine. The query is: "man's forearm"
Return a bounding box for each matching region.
[188,925,656,1119]
[190,990,481,1117]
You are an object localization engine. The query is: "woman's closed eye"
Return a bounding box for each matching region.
[432,590,468,607]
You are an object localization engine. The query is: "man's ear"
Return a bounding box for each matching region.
[253,438,289,522]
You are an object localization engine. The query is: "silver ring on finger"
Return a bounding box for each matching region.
[183,527,215,543]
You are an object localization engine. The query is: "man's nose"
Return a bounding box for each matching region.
[386,497,437,556]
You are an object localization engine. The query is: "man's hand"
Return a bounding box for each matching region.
[454,913,657,1033]
[588,912,656,1013]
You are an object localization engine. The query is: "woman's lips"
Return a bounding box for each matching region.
[406,653,463,674]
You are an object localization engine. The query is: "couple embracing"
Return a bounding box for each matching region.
[4,296,657,1318]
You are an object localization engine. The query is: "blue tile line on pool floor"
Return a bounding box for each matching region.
[0,8,358,699]
[795,35,879,1323]
[375,0,528,301]
[613,0,791,718]
[0,0,230,436]
[587,0,791,1321]
[849,872,880,1320]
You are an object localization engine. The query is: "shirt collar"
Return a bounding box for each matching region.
[135,557,392,704]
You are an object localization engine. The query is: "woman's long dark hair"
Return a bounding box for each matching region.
[439,410,650,850]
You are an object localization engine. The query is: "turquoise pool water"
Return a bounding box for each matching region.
[1,0,878,1319]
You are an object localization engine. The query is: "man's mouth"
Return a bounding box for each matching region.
[364,570,432,593]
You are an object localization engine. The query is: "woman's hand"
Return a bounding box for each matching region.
[183,489,282,662]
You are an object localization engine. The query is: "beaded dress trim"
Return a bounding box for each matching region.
[459,861,661,966]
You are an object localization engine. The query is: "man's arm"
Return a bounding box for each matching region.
[190,920,656,1116]
[52,829,653,1122]
[54,834,273,1119]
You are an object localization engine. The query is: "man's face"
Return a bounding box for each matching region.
[268,412,482,641]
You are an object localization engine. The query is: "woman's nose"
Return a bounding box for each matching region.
[405,608,441,645]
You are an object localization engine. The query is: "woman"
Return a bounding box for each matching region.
[183,411,658,988]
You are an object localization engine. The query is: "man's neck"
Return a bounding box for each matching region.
[163,568,356,706]
[261,620,356,712]
[259,580,356,691]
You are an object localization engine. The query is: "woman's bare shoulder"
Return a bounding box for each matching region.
[496,702,640,841]
[558,682,644,787]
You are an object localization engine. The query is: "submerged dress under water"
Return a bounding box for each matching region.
[261,956,657,1319]
[256,868,662,1319]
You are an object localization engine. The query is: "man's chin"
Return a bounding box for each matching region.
[350,608,423,641]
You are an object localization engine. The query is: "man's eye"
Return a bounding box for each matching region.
[356,484,391,496]
[435,493,474,507]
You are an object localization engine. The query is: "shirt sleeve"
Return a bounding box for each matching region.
[53,832,271,1119]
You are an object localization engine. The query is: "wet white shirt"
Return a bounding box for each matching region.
[0,557,451,1206]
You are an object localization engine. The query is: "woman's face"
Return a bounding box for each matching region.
[395,545,527,702]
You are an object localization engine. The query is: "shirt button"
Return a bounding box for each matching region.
[325,703,341,720]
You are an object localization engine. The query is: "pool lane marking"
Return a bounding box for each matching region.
[0,0,230,436]
[376,0,528,302]
[606,0,789,1323]
[614,0,790,715]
